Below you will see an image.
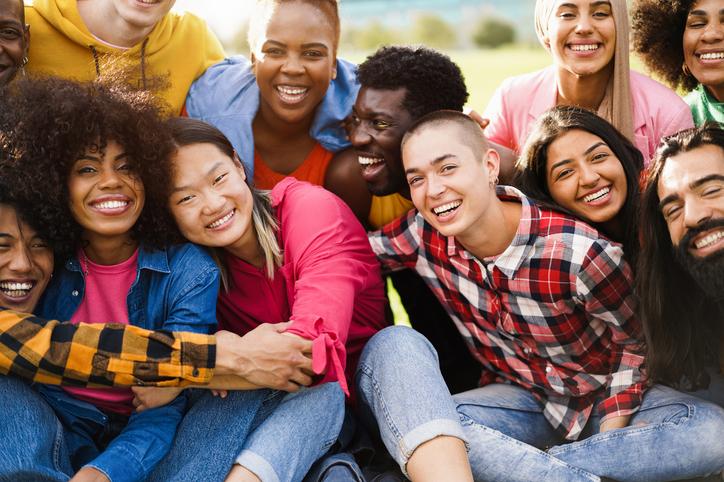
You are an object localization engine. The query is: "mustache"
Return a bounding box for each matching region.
[678,218,724,252]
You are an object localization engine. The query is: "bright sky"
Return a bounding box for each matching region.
[172,0,252,42]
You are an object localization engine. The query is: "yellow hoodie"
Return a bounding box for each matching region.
[25,0,225,113]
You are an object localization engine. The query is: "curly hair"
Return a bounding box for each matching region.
[0,77,180,259]
[632,0,697,92]
[357,46,469,120]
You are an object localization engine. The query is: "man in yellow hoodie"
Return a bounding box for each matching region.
[24,0,224,113]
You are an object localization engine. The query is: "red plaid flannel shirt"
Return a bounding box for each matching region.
[369,186,645,440]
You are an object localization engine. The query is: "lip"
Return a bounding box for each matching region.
[566,42,603,58]
[206,208,236,232]
[695,49,724,64]
[429,199,462,224]
[578,185,613,206]
[689,227,724,257]
[88,194,133,216]
[133,0,163,7]
[0,279,38,306]
[357,152,387,183]
[275,84,310,106]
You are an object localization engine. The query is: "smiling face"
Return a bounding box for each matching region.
[169,143,257,256]
[0,0,28,86]
[252,1,337,127]
[544,0,616,78]
[349,87,414,197]
[403,123,499,242]
[658,143,724,259]
[684,0,724,102]
[67,140,145,244]
[0,204,53,313]
[109,0,175,30]
[545,128,627,226]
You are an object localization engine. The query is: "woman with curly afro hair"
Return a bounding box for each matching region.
[632,0,724,125]
[483,0,694,164]
[0,76,221,482]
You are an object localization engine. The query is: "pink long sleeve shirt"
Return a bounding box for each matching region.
[483,67,694,164]
[217,178,387,397]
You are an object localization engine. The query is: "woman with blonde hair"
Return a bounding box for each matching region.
[484,0,693,163]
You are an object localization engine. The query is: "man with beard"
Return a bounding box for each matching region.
[638,123,724,406]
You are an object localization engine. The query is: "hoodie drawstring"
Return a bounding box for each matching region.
[88,37,149,91]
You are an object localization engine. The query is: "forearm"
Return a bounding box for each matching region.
[0,309,215,387]
[190,374,260,390]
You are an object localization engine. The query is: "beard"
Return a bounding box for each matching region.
[673,218,724,302]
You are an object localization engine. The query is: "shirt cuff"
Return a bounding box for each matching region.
[86,446,145,482]
[598,383,645,423]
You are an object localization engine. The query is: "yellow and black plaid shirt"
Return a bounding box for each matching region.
[0,309,214,387]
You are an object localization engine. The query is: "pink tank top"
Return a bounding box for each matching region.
[64,249,139,415]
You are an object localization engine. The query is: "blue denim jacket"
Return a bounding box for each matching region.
[186,56,359,177]
[36,243,220,482]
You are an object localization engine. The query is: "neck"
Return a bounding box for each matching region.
[225,224,265,268]
[555,64,613,111]
[457,198,522,260]
[253,102,314,142]
[705,83,724,103]
[82,233,138,265]
[77,0,154,48]
[600,215,624,244]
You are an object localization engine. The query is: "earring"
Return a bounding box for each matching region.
[489,175,499,188]
[682,62,692,77]
[20,56,28,77]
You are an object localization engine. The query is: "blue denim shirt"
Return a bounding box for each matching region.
[36,243,219,482]
[186,56,359,177]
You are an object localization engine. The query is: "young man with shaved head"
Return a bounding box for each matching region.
[357,111,724,481]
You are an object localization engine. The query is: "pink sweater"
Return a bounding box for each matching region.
[217,178,387,397]
[483,66,694,164]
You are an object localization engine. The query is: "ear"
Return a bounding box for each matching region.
[542,34,551,51]
[331,59,337,80]
[484,148,501,184]
[23,24,30,56]
[250,53,258,75]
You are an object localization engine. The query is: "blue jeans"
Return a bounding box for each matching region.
[456,383,724,481]
[0,376,71,481]
[355,326,467,477]
[151,383,345,482]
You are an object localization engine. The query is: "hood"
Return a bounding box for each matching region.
[30,0,177,55]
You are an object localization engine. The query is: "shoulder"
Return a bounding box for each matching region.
[165,10,211,32]
[163,243,218,277]
[273,178,347,213]
[496,68,553,95]
[187,56,256,117]
[630,71,691,116]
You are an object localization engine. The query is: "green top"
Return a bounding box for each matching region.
[685,84,724,125]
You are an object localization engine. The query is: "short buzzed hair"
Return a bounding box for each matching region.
[401,110,488,161]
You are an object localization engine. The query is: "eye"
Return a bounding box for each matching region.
[76,165,97,175]
[213,172,228,185]
[663,204,682,221]
[558,11,576,19]
[0,28,21,39]
[264,47,284,56]
[176,194,195,205]
[554,168,573,181]
[592,10,610,18]
[303,50,324,58]
[407,176,423,187]
[440,164,457,174]
[373,119,391,130]
[703,186,722,197]
[31,240,50,249]
[591,152,609,162]
[117,162,136,172]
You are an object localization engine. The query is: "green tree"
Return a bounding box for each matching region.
[411,14,457,49]
[473,17,516,49]
[353,21,399,51]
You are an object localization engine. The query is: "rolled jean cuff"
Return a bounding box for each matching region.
[397,418,468,477]
[236,449,280,482]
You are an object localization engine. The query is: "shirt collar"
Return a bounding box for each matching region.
[449,185,541,278]
[66,246,170,274]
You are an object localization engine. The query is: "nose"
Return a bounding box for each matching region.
[9,245,33,275]
[575,14,593,34]
[702,20,724,42]
[280,54,304,76]
[98,167,123,189]
[427,174,446,199]
[579,165,600,187]
[202,191,226,216]
[349,122,371,147]
[683,198,713,230]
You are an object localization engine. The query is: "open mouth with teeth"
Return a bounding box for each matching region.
[357,155,387,182]
[276,85,309,104]
[0,281,36,300]
[432,200,462,218]
[90,198,132,215]
[697,51,724,62]
[207,209,235,230]
[692,228,724,251]
[568,43,601,53]
[582,186,611,204]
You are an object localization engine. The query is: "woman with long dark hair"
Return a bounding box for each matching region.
[516,105,643,264]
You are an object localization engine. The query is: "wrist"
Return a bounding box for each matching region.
[214,330,250,377]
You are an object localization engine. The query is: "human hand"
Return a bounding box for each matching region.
[465,109,490,131]
[69,467,110,482]
[599,414,630,433]
[231,322,314,391]
[131,387,183,412]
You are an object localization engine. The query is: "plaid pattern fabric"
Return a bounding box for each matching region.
[0,309,214,387]
[369,186,645,440]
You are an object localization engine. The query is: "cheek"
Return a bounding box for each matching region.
[171,208,200,241]
[548,180,574,208]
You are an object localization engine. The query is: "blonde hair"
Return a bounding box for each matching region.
[534,0,634,142]
[249,188,283,280]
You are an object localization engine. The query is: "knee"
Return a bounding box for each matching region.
[692,402,724,463]
[359,326,439,371]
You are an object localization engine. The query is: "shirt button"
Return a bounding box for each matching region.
[545,366,552,373]
[71,290,79,297]
[523,347,531,355]
[192,368,200,377]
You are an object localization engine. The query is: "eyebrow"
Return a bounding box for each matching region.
[171,161,224,194]
[405,154,456,175]
[558,1,610,8]
[77,152,128,162]
[301,42,329,50]
[658,174,724,208]
[687,8,724,16]
[549,141,607,173]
